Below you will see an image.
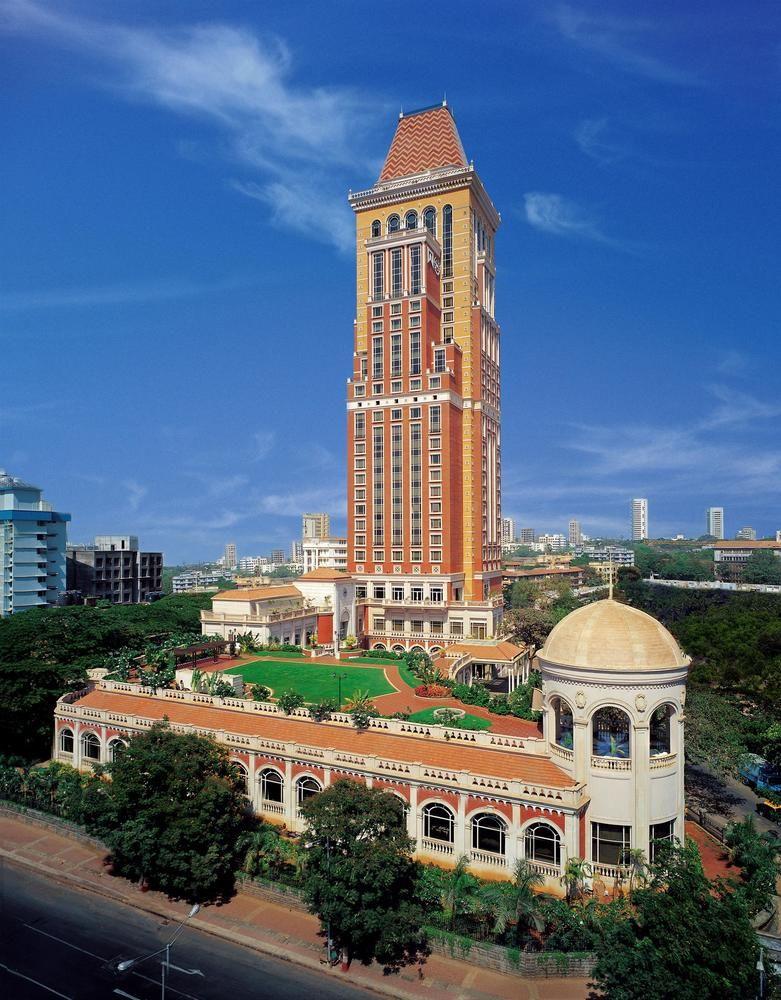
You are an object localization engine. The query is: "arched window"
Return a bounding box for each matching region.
[423,207,436,235]
[232,761,249,794]
[387,214,400,234]
[423,803,455,843]
[650,705,674,756]
[296,775,322,804]
[108,738,127,763]
[259,767,284,803]
[592,707,631,758]
[59,728,74,754]
[373,643,387,651]
[81,732,101,762]
[524,822,561,866]
[371,219,381,238]
[472,813,506,855]
[442,205,453,277]
[552,696,574,749]
[405,210,418,231]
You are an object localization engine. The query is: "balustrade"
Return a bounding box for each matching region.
[590,755,631,772]
[470,848,508,868]
[421,838,455,856]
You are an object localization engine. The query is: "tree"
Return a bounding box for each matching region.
[299,780,428,970]
[742,550,781,585]
[475,859,545,946]
[589,839,766,1000]
[343,690,379,729]
[86,722,249,902]
[560,856,591,904]
[439,854,480,930]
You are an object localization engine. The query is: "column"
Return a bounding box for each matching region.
[677,713,686,836]
[456,791,469,859]
[573,719,589,786]
[633,722,650,859]
[563,811,578,866]
[284,759,295,826]
[408,785,418,844]
[509,803,521,866]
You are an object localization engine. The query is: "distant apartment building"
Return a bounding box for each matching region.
[501,517,516,544]
[712,540,781,572]
[537,533,568,552]
[290,540,304,563]
[172,571,224,594]
[238,556,261,573]
[578,546,635,567]
[271,549,286,565]
[631,499,649,541]
[735,526,756,541]
[302,537,348,574]
[503,564,587,588]
[568,519,582,546]
[0,470,70,616]
[302,513,330,540]
[706,507,724,540]
[67,535,162,604]
[224,542,238,570]
[519,528,536,545]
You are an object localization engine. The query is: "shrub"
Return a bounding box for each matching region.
[251,684,272,702]
[451,682,491,707]
[277,690,306,714]
[390,710,411,720]
[414,684,451,698]
[309,699,338,722]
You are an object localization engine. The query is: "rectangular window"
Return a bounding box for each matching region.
[355,519,366,531]
[410,378,422,391]
[372,252,384,300]
[430,469,441,482]
[354,473,365,485]
[390,302,402,315]
[391,247,402,298]
[450,619,463,636]
[392,549,403,561]
[434,349,446,373]
[592,823,631,867]
[391,333,402,375]
[430,550,442,562]
[442,311,454,324]
[430,517,442,529]
[430,534,442,546]
[372,616,385,631]
[354,442,366,455]
[410,244,421,295]
[411,586,424,602]
[392,619,404,631]
[429,376,441,389]
[430,501,442,513]
[411,550,422,562]
[372,320,383,333]
[429,437,441,450]
[373,585,385,599]
[355,534,365,546]
[409,314,421,328]
[430,621,444,635]
[372,305,383,318]
[411,619,424,632]
[391,408,402,420]
[443,327,454,343]
[355,488,366,500]
[354,503,366,515]
[373,550,384,562]
[443,296,454,308]
[391,380,402,393]
[410,406,421,419]
[372,409,384,422]
[354,412,365,439]
[649,821,675,863]
[355,585,367,598]
[410,299,421,311]
[392,586,404,601]
[430,486,442,498]
[430,453,441,466]
[354,384,365,396]
[355,550,365,561]
[429,405,441,433]
[470,623,487,639]
[372,336,384,378]
[354,458,366,470]
[410,330,421,375]
[430,587,443,602]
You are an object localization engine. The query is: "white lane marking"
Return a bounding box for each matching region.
[22,922,200,1000]
[114,991,143,1000]
[0,962,74,999]
[24,923,105,960]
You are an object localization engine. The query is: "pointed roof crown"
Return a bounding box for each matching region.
[379,104,468,183]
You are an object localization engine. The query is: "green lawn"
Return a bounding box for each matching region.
[407,707,491,731]
[248,650,304,659]
[226,660,394,705]
[345,656,401,666]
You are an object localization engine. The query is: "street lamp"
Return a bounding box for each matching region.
[117,903,203,998]
[757,947,765,999]
[332,671,348,708]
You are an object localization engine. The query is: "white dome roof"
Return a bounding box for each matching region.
[540,599,689,672]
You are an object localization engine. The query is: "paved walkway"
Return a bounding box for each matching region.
[0,814,589,1000]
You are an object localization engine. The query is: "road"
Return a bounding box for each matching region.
[686,762,780,838]
[0,862,370,1000]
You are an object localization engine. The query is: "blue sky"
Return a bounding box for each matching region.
[2,0,780,561]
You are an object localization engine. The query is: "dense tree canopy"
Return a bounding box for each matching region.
[87,722,248,901]
[589,840,766,1000]
[300,780,427,970]
[0,594,209,760]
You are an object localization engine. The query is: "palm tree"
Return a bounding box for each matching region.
[560,856,592,904]
[343,690,376,714]
[477,859,545,946]
[441,854,474,930]
[623,848,647,900]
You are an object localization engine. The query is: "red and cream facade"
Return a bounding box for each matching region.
[347,103,503,654]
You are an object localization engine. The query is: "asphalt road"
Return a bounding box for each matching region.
[0,862,371,1000]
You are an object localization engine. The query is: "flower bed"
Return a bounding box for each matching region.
[414,684,451,698]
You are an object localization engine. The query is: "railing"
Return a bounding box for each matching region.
[549,743,574,763]
[421,838,455,856]
[525,858,561,879]
[260,800,284,815]
[591,755,631,772]
[470,848,508,868]
[650,753,677,770]
[591,862,624,880]
[201,606,324,625]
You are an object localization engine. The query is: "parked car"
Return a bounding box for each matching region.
[756,799,781,825]
[739,755,781,795]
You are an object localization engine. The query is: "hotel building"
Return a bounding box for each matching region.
[346,103,503,654]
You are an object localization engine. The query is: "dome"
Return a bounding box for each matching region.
[539,598,689,672]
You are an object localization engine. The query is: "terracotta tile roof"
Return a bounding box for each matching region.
[442,641,526,662]
[213,586,302,602]
[713,540,781,549]
[298,569,352,581]
[73,689,572,788]
[379,105,468,182]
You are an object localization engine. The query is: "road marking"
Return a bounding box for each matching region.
[114,991,143,1000]
[0,962,74,999]
[24,923,105,960]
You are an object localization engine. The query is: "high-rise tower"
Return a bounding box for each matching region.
[347,103,503,653]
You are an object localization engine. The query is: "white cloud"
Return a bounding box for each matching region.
[552,5,701,86]
[574,118,628,165]
[251,431,276,461]
[0,275,247,310]
[123,479,148,512]
[523,192,609,243]
[2,1,373,250]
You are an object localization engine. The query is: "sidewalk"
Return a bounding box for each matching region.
[0,813,588,1000]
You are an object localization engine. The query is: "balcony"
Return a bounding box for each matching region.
[590,755,631,772]
[525,858,561,879]
[420,838,455,857]
[470,848,508,869]
[650,753,677,770]
[201,606,324,626]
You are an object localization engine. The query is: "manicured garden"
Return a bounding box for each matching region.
[225,660,394,705]
[407,707,491,731]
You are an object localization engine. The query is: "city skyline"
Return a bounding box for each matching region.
[3,1,780,561]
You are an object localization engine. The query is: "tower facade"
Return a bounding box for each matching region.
[347,104,503,653]
[706,506,724,540]
[631,499,648,541]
